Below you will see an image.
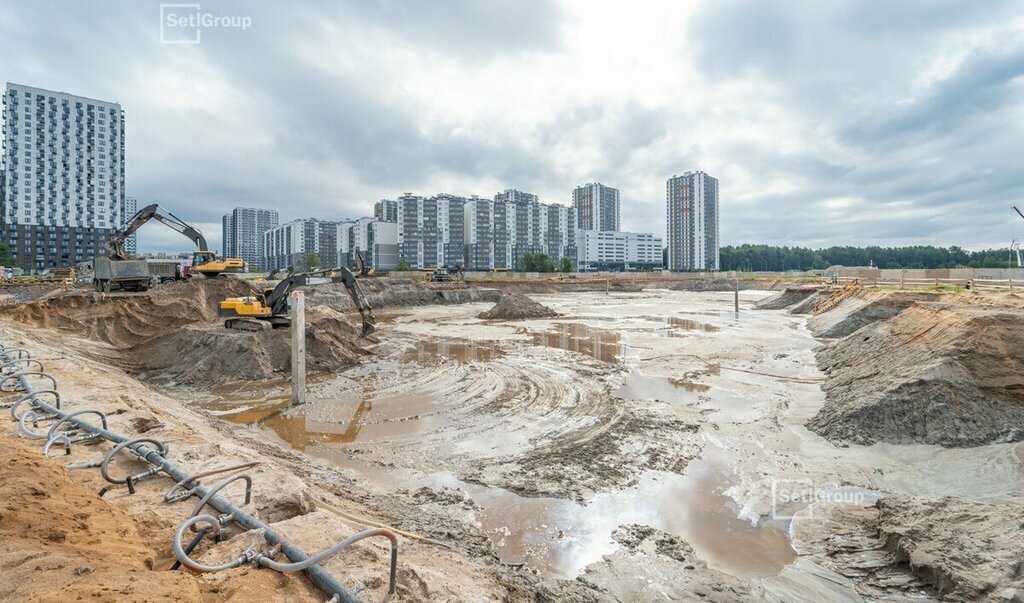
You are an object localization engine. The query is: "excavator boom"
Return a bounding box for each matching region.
[219,267,377,337]
[107,204,209,259]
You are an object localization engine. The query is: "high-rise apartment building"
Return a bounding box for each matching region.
[573,182,620,231]
[666,171,719,271]
[263,218,340,271]
[1,83,126,270]
[462,193,575,271]
[339,217,398,271]
[494,189,538,206]
[223,207,279,271]
[123,196,137,255]
[374,199,397,223]
[397,193,466,269]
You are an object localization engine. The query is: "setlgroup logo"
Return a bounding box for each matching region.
[160,3,253,44]
[771,479,873,520]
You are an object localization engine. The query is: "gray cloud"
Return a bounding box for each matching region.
[1,0,1021,253]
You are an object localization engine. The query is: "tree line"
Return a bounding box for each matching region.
[720,244,1017,272]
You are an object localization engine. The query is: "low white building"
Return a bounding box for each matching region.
[576,230,663,271]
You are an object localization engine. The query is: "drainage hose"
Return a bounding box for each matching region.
[259,527,399,597]
[0,344,362,603]
[173,515,248,572]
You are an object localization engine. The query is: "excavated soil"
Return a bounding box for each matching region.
[807,290,940,338]
[754,287,821,310]
[0,436,298,602]
[477,292,561,320]
[808,302,1024,446]
[0,280,368,388]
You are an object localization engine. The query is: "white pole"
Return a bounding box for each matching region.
[291,290,306,406]
[734,279,739,313]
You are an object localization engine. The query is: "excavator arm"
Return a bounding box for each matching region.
[107,204,210,259]
[229,267,377,337]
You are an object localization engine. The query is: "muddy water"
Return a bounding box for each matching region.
[204,290,807,581]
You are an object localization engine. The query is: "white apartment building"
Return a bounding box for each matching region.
[462,194,576,271]
[1,83,126,270]
[572,182,620,231]
[666,171,719,271]
[577,229,663,271]
[397,193,466,269]
[339,217,397,271]
[222,207,279,271]
[124,196,137,255]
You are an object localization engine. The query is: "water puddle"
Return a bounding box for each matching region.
[402,340,504,364]
[419,451,794,578]
[614,372,764,423]
[524,322,624,363]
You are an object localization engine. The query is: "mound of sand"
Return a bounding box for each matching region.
[807,291,939,338]
[808,302,1024,446]
[875,497,1024,600]
[0,279,368,387]
[478,293,560,320]
[754,287,820,310]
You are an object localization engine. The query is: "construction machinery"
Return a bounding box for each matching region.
[218,267,377,337]
[354,251,375,277]
[105,204,245,278]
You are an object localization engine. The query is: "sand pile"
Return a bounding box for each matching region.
[875,496,1024,599]
[807,291,939,338]
[478,292,560,320]
[754,287,820,310]
[808,302,1024,446]
[0,279,368,387]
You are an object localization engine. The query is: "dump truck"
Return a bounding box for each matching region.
[148,259,187,283]
[93,256,150,292]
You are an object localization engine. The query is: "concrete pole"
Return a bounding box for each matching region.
[291,290,306,406]
[734,279,739,313]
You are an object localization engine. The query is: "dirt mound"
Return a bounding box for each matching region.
[875,496,1024,600]
[0,436,248,601]
[787,290,827,314]
[808,291,940,338]
[755,287,820,310]
[129,306,369,386]
[0,279,368,387]
[808,302,1024,446]
[0,278,253,346]
[478,292,560,320]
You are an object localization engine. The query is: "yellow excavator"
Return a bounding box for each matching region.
[218,267,377,337]
[107,204,245,277]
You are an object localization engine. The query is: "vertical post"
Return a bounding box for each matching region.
[734,279,739,313]
[606,278,610,295]
[291,290,306,406]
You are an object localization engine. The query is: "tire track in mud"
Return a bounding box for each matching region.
[297,341,703,501]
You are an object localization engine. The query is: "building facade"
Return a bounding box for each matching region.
[1,83,126,270]
[263,218,339,271]
[222,206,278,271]
[397,193,466,269]
[461,193,576,271]
[123,196,137,255]
[572,182,620,232]
[577,230,663,271]
[666,171,719,271]
[339,217,398,271]
[374,199,397,223]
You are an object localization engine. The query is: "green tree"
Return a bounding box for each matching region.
[304,252,321,269]
[396,257,412,271]
[0,241,12,267]
[559,257,574,272]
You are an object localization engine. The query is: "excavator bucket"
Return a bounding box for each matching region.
[360,317,377,338]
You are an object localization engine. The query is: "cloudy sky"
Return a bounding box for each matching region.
[2,0,1023,253]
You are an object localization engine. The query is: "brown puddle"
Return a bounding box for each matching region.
[666,316,720,332]
[402,340,504,364]
[524,322,624,363]
[423,449,796,579]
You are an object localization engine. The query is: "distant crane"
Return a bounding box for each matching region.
[1011,207,1024,267]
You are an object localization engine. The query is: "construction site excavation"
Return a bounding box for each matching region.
[2,272,1024,601]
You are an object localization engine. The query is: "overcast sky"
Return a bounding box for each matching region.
[2,0,1023,253]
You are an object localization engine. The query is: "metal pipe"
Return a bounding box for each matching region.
[0,371,58,392]
[18,410,48,439]
[46,409,108,440]
[166,462,260,503]
[100,437,169,484]
[43,433,73,456]
[0,345,360,603]
[173,515,249,572]
[1,358,44,373]
[9,389,61,417]
[190,472,253,521]
[258,527,399,597]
